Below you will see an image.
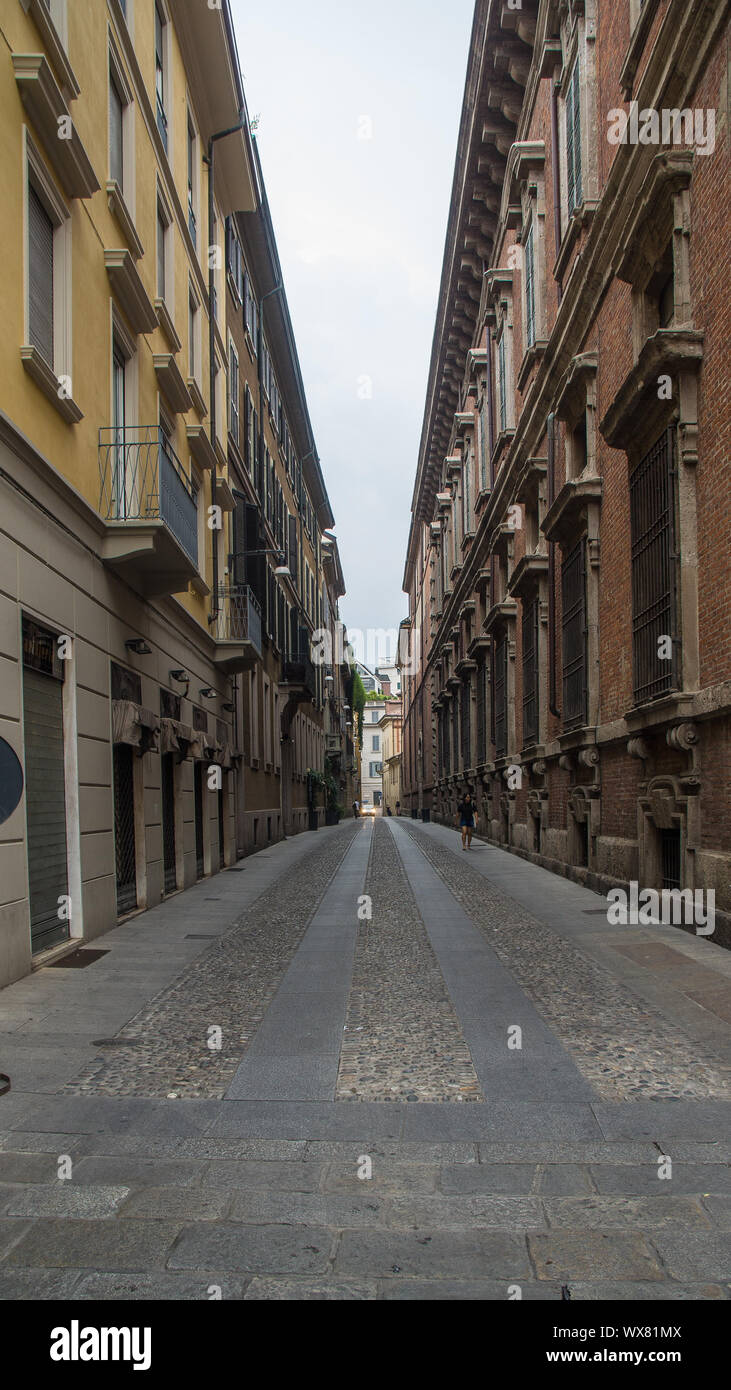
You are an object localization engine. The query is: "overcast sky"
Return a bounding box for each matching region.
[229,0,474,661]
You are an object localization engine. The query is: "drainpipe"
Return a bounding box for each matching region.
[547,412,560,718]
[205,115,247,622]
[551,82,563,308]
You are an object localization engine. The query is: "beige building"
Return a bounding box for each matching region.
[379,699,403,814]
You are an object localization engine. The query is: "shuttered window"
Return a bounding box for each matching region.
[476,658,487,765]
[498,332,506,433]
[28,184,54,366]
[157,203,166,300]
[494,632,508,758]
[460,678,471,770]
[561,538,587,730]
[479,399,488,491]
[522,594,540,746]
[109,70,124,190]
[566,57,582,217]
[630,428,679,704]
[228,341,239,444]
[524,221,535,347]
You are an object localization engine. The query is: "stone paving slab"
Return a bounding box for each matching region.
[0,1183,129,1219]
[202,1159,327,1191]
[649,1230,731,1281]
[528,1230,664,1281]
[541,1195,709,1229]
[73,1271,251,1300]
[333,1228,531,1279]
[168,1223,335,1274]
[5,1218,182,1269]
[589,1163,731,1193]
[376,1277,562,1301]
[243,1276,376,1300]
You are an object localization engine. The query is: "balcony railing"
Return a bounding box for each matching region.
[99,427,198,566]
[282,646,316,698]
[210,585,262,659]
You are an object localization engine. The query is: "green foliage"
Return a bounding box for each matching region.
[351,668,367,748]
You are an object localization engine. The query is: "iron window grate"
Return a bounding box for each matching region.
[630,428,679,705]
[561,538,587,731]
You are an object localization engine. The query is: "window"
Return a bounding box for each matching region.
[28,183,54,366]
[629,429,679,705]
[109,68,124,191]
[225,217,243,301]
[156,203,166,300]
[244,270,258,348]
[187,113,197,247]
[188,290,198,381]
[522,595,539,746]
[154,2,168,151]
[561,538,587,730]
[369,762,382,778]
[524,221,535,348]
[565,56,582,217]
[372,735,380,752]
[460,678,471,769]
[493,632,508,759]
[228,340,239,445]
[498,332,506,434]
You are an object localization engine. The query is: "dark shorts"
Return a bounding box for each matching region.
[460,818,475,828]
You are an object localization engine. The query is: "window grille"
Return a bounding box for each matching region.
[630,428,679,704]
[522,594,540,745]
[561,538,587,730]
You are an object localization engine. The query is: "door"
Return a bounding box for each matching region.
[161,752,177,893]
[193,761,204,879]
[22,624,69,954]
[217,783,225,869]
[113,743,137,915]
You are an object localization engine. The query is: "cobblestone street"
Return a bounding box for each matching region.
[1,819,730,1300]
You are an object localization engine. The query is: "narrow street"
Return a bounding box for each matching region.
[0,820,729,1301]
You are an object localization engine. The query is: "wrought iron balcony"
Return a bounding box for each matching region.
[210,586,262,672]
[98,427,198,596]
[282,646,317,700]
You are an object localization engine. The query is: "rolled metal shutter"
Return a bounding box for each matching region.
[22,666,69,952]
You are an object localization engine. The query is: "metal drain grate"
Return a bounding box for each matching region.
[92,1038,142,1048]
[185,933,218,940]
[48,949,110,968]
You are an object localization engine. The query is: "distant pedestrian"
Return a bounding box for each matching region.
[455,791,477,850]
[395,800,401,816]
[386,805,392,816]
[352,800,360,818]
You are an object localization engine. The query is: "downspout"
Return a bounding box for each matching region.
[547,412,560,718]
[205,115,247,622]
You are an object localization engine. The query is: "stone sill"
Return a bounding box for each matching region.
[20,346,82,423]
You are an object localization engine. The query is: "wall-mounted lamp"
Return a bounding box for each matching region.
[274,565,291,578]
[170,669,189,682]
[200,687,217,700]
[222,702,235,713]
[125,638,152,656]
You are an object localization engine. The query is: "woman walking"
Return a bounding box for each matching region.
[456,790,477,850]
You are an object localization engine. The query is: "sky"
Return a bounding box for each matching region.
[229,0,475,663]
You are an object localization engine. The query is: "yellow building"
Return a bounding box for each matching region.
[0,0,260,985]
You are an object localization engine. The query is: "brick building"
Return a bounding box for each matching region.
[401,0,731,942]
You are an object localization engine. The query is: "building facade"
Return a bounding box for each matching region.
[379,698,403,814]
[360,698,385,810]
[0,0,344,988]
[402,0,731,943]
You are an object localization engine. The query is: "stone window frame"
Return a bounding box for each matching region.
[599,152,701,717]
[555,0,600,279]
[21,128,77,419]
[508,457,550,752]
[484,267,516,472]
[509,142,548,391]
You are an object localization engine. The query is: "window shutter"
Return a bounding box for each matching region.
[231,491,248,588]
[28,185,54,366]
[572,63,582,208]
[525,223,535,347]
[109,75,124,189]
